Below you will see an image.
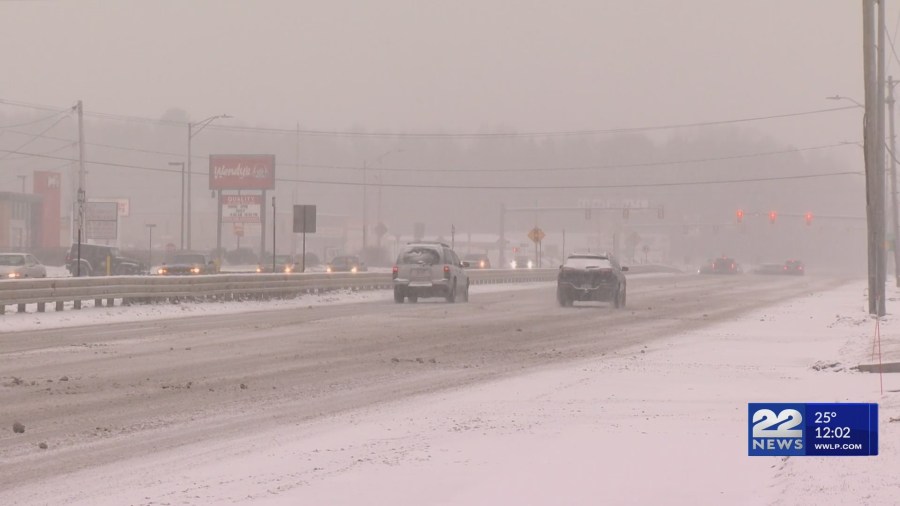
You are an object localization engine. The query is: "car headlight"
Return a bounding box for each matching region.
[256,267,263,273]
[7,272,21,278]
[190,267,201,274]
[326,266,332,273]
[527,260,534,269]
[284,266,292,273]
[351,266,358,273]
[479,261,485,268]
[157,268,167,275]
[510,260,517,269]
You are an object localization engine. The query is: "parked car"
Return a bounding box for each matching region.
[0,252,47,279]
[557,253,628,308]
[65,244,145,276]
[326,255,367,273]
[392,242,470,303]
[257,254,299,273]
[157,253,218,275]
[463,253,491,269]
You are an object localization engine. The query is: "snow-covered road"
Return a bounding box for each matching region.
[3,274,894,505]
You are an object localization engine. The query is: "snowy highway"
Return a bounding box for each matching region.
[0,273,845,503]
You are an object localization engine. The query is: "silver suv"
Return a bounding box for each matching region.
[392,242,470,303]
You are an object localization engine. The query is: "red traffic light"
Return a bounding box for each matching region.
[804,212,813,226]
[768,210,777,224]
[736,209,744,223]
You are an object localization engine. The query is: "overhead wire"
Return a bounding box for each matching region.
[0,96,862,139]
[0,148,863,190]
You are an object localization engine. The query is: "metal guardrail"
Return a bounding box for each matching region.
[0,269,559,315]
[0,265,676,315]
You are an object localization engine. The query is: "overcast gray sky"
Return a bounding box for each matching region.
[0,0,873,151]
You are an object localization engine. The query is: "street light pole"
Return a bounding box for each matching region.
[169,162,186,250]
[146,224,156,270]
[186,114,231,252]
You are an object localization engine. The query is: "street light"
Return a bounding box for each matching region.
[146,224,156,271]
[169,162,186,250]
[187,114,232,251]
[826,94,865,108]
[362,148,403,252]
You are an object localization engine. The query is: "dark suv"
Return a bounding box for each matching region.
[65,244,145,276]
[557,253,628,308]
[392,242,470,303]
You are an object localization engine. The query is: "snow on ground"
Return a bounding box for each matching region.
[0,282,553,333]
[15,280,898,505]
[44,265,69,278]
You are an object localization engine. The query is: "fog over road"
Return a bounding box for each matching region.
[0,274,845,498]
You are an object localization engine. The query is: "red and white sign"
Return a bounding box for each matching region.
[222,194,262,223]
[209,154,275,190]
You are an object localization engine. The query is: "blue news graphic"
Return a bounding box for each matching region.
[748,403,878,457]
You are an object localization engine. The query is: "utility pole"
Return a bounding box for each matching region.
[863,0,887,315]
[888,76,900,287]
[877,0,887,315]
[187,122,193,251]
[168,162,186,250]
[76,100,86,277]
[362,159,368,253]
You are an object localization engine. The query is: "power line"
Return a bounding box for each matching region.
[0,115,70,161]
[295,142,853,174]
[0,96,861,139]
[205,106,860,139]
[0,109,69,129]
[0,123,858,174]
[0,148,862,190]
[0,140,77,163]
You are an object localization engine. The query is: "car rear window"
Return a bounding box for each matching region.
[399,247,441,265]
[174,255,205,264]
[565,257,612,269]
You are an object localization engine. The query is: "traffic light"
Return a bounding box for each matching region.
[736,209,744,223]
[657,207,664,219]
[804,212,813,226]
[622,208,629,220]
[585,208,591,220]
[769,210,777,224]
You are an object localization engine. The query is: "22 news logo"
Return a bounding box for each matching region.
[748,403,805,456]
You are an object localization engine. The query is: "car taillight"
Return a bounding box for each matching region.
[392,265,398,279]
[799,266,803,270]
[784,266,788,270]
[731,263,735,270]
[443,265,451,279]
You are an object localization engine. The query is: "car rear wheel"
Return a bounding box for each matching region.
[557,288,571,307]
[446,280,457,303]
[614,286,626,309]
[462,282,470,302]
[408,294,418,303]
[393,287,405,303]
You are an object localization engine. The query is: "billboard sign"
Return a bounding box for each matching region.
[90,198,130,217]
[222,194,262,223]
[85,202,118,221]
[292,204,317,233]
[209,154,275,190]
[85,220,118,240]
[83,201,118,240]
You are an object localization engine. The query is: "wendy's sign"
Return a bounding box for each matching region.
[209,154,275,190]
